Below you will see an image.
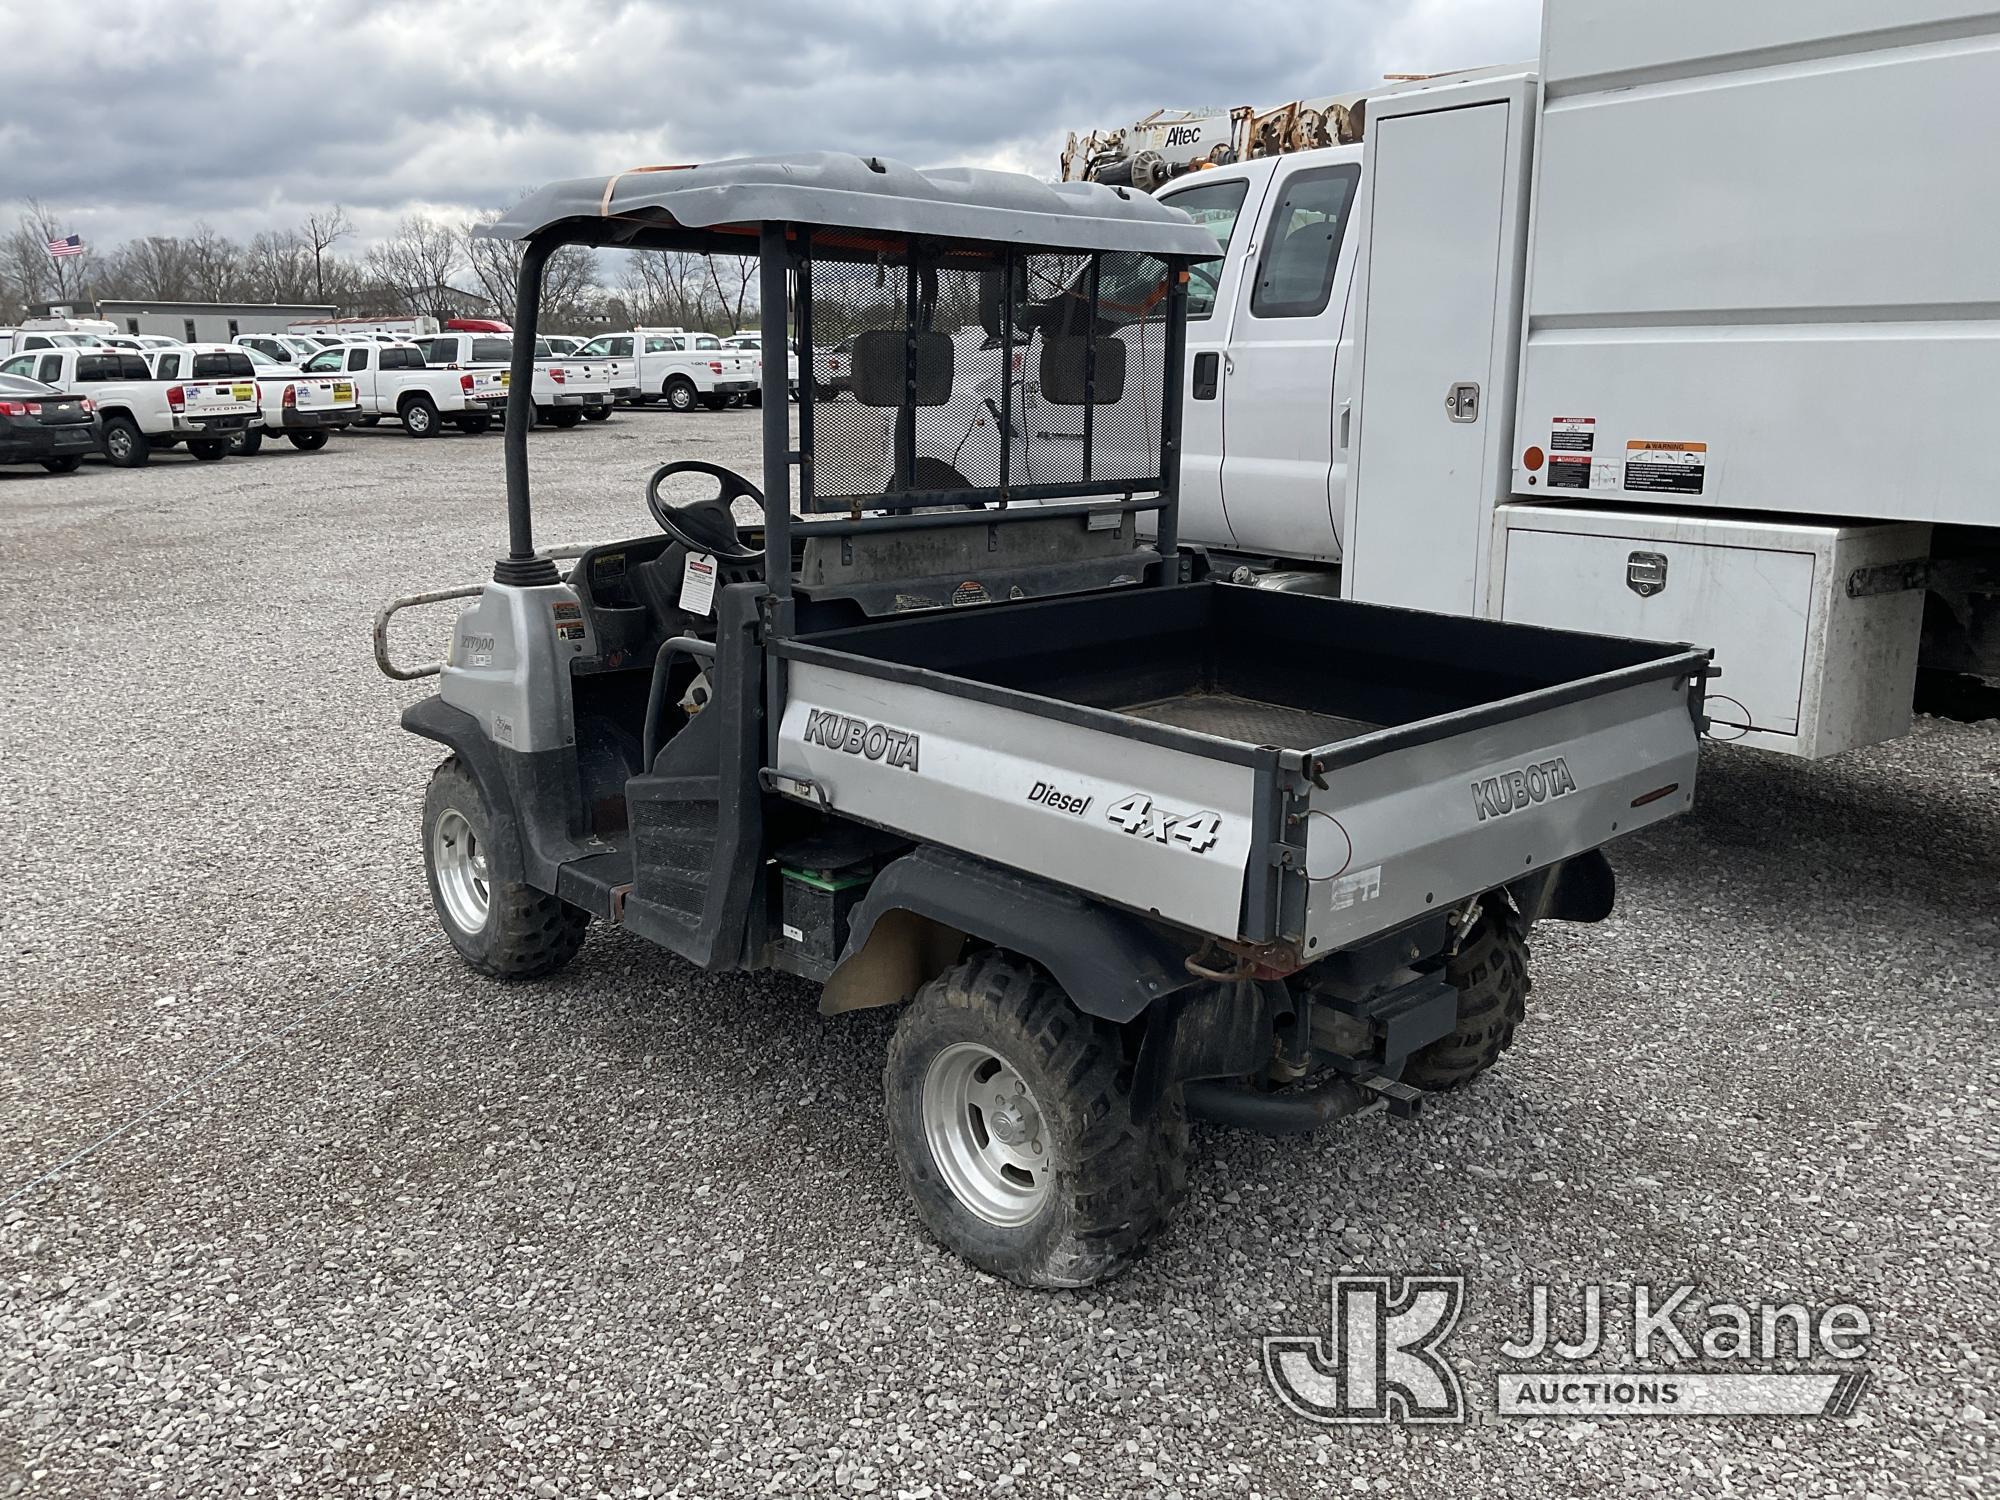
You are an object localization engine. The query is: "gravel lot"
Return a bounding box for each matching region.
[2,411,1995,1499]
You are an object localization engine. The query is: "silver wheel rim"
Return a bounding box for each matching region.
[107,427,131,459]
[431,807,489,934]
[922,1042,1052,1227]
[409,406,431,433]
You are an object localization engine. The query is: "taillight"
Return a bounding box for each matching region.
[460,373,475,393]
[282,384,297,408]
[79,397,94,413]
[254,382,263,403]
[550,367,566,385]
[709,361,723,374]
[0,399,39,416]
[166,385,185,412]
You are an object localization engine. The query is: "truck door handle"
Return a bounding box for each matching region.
[1192,351,1219,400]
[1338,400,1352,450]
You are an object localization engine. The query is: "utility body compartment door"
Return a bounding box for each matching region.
[1342,74,1537,614]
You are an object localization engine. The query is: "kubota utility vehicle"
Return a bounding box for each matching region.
[377,153,1709,1287]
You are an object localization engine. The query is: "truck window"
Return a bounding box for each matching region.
[192,352,255,378]
[39,355,63,383]
[156,352,183,379]
[1156,177,1250,319]
[348,348,370,372]
[0,355,34,378]
[640,338,666,355]
[301,349,343,373]
[694,336,721,350]
[1249,164,1359,319]
[75,355,126,382]
[472,338,512,363]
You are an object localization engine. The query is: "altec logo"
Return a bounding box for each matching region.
[802,709,920,772]
[1471,756,1577,822]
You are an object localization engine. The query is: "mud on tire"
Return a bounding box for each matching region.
[1403,896,1531,1091]
[884,949,1187,1288]
[422,757,588,980]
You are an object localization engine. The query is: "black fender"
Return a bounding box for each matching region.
[1510,849,1617,926]
[401,696,534,884]
[837,846,1202,1023]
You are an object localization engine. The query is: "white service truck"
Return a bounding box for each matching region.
[570,328,757,411]
[417,332,615,426]
[226,344,362,453]
[0,345,255,465]
[297,341,502,436]
[1000,0,2000,760]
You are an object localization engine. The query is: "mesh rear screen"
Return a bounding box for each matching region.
[801,248,1169,513]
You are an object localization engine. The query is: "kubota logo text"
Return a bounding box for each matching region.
[1471,756,1576,821]
[802,709,920,772]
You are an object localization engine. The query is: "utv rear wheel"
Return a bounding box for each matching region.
[884,950,1187,1288]
[422,757,588,980]
[1402,898,1531,1091]
[288,430,330,450]
[663,377,697,412]
[102,417,149,467]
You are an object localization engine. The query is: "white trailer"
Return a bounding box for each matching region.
[1019,0,1999,760]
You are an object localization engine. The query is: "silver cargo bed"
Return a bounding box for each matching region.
[772,581,1708,956]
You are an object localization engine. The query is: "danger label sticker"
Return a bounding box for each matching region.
[1547,454,1592,490]
[1549,415,1595,453]
[1624,440,1707,495]
[679,551,717,615]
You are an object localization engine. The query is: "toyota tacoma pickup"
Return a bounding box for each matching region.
[1,345,254,465]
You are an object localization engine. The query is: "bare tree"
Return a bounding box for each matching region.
[184,222,241,302]
[464,212,599,326]
[704,254,755,333]
[622,249,717,329]
[242,229,316,302]
[6,200,90,308]
[300,206,351,303]
[364,214,465,321]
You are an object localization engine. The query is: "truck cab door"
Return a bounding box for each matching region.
[1214,154,1363,563]
[1154,170,1265,549]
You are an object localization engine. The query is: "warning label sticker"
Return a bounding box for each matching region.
[1624,440,1706,495]
[1547,454,1592,489]
[1550,415,1595,453]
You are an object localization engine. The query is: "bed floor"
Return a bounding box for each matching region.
[1115,690,1380,750]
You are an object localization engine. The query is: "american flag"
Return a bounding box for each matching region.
[45,234,85,259]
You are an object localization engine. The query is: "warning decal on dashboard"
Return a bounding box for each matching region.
[1624,440,1706,495]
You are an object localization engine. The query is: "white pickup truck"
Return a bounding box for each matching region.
[721,331,799,405]
[417,332,614,427]
[295,341,500,436]
[226,344,361,453]
[0,344,255,465]
[570,328,756,411]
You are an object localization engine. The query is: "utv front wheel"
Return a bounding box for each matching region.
[422,758,587,979]
[885,950,1186,1288]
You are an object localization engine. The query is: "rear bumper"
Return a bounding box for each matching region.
[713,379,756,395]
[0,423,99,462]
[276,408,353,432]
[543,391,612,408]
[174,413,254,435]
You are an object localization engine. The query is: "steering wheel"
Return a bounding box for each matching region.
[644,460,765,564]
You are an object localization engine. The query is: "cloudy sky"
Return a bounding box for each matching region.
[1,0,1540,253]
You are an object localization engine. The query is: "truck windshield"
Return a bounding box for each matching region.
[1056,177,1247,329]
